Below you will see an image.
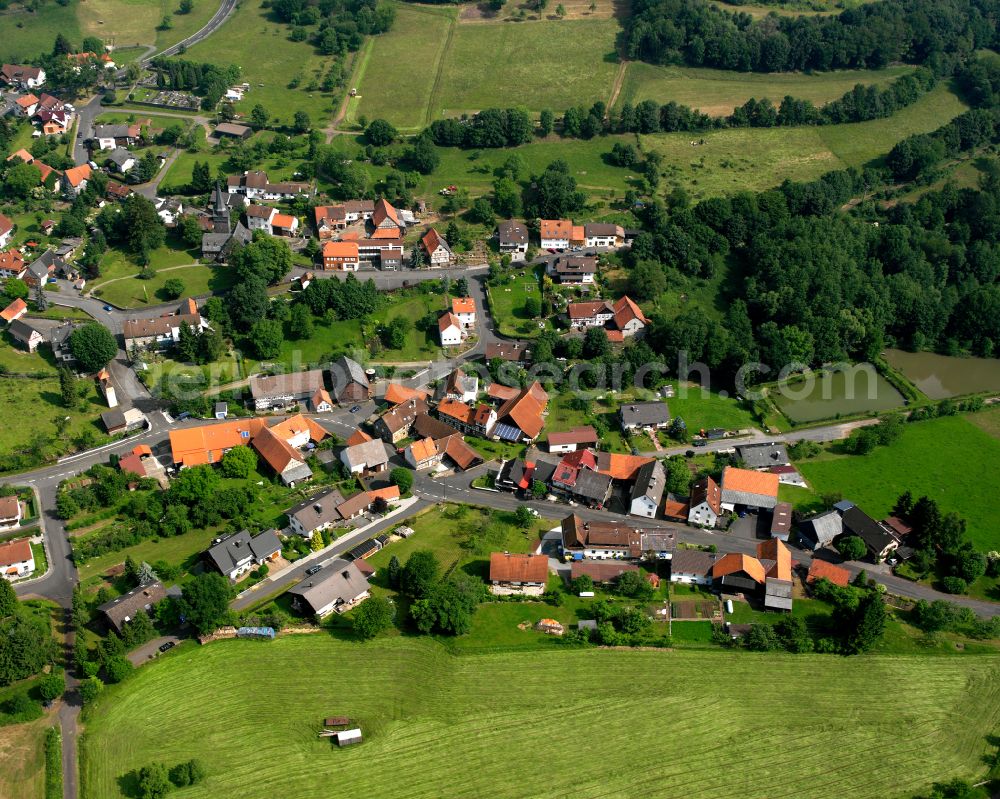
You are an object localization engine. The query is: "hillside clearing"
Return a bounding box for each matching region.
[81,637,1000,799]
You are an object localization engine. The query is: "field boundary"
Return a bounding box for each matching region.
[423,7,460,131]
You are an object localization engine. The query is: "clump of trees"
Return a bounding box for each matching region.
[133,758,206,799]
[0,580,56,687]
[394,550,487,636]
[428,108,533,149]
[151,57,241,109]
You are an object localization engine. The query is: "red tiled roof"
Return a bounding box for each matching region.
[712,553,766,584]
[372,198,400,227]
[757,537,792,581]
[0,297,27,322]
[452,296,475,315]
[490,552,548,583]
[0,537,31,568]
[807,559,851,587]
[539,219,572,240]
[722,467,779,499]
[547,426,598,447]
[346,428,372,447]
[438,311,461,333]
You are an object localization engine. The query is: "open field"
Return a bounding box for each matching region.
[345,3,456,130]
[92,261,237,309]
[81,637,1000,799]
[0,2,82,63]
[184,0,337,127]
[0,716,48,799]
[617,63,912,116]
[664,380,758,432]
[437,18,620,116]
[797,413,1000,550]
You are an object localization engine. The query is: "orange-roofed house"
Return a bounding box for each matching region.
[14,93,38,117]
[311,387,334,413]
[611,295,649,339]
[451,296,475,328]
[63,164,92,197]
[539,219,573,249]
[757,537,792,582]
[0,297,27,324]
[0,249,26,279]
[0,214,13,248]
[720,466,779,511]
[252,426,312,486]
[436,399,497,437]
[368,485,400,503]
[570,225,586,248]
[438,311,464,347]
[370,198,403,237]
[271,212,299,237]
[168,419,268,467]
[0,537,34,579]
[489,552,549,596]
[321,240,360,271]
[807,559,851,588]
[494,383,547,442]
[313,205,346,238]
[712,552,766,594]
[383,383,430,406]
[0,495,22,531]
[346,428,372,447]
[269,413,329,449]
[420,228,453,266]
[405,436,441,470]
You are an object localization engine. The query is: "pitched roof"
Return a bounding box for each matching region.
[539,219,573,239]
[8,318,41,344]
[489,552,548,583]
[0,495,19,520]
[63,164,91,187]
[669,549,717,577]
[336,491,373,518]
[570,560,638,583]
[567,300,612,320]
[441,434,481,470]
[619,401,670,426]
[612,295,648,328]
[368,485,401,502]
[584,222,623,237]
[322,240,359,258]
[409,436,438,463]
[712,553,766,584]
[721,467,779,500]
[287,487,346,530]
[842,506,896,554]
[0,297,27,322]
[341,437,390,470]
[690,476,721,514]
[770,502,793,538]
[421,227,451,255]
[331,356,368,391]
[346,428,372,447]
[272,213,296,228]
[497,219,528,244]
[246,204,276,219]
[168,419,269,467]
[288,559,369,615]
[547,426,598,447]
[496,382,548,439]
[6,148,33,164]
[251,426,304,475]
[412,412,458,441]
[756,537,792,581]
[451,296,475,315]
[799,510,842,547]
[249,369,325,400]
[377,396,428,434]
[268,413,328,444]
[372,198,400,227]
[438,311,461,333]
[596,451,654,481]
[807,559,851,586]
[437,398,475,425]
[560,514,642,553]
[0,214,13,237]
[97,582,170,632]
[630,459,665,506]
[0,537,31,567]
[207,530,280,575]
[484,341,529,362]
[737,442,790,469]
[311,387,333,408]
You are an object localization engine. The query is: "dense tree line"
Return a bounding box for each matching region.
[0,582,56,687]
[428,108,534,149]
[271,0,394,55]
[151,58,241,110]
[625,0,999,74]
[299,272,384,319]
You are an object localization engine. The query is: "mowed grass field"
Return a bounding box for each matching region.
[184,0,336,126]
[642,83,968,199]
[797,412,1000,551]
[617,63,913,116]
[0,717,49,799]
[345,3,456,130]
[81,637,1000,799]
[0,0,216,62]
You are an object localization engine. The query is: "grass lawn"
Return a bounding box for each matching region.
[92,262,237,309]
[159,137,307,193]
[183,0,339,128]
[486,266,545,338]
[544,390,630,453]
[796,413,1000,551]
[0,3,82,63]
[617,63,913,116]
[663,379,757,433]
[0,716,48,799]
[437,19,620,116]
[80,636,1000,799]
[347,3,456,131]
[371,294,443,362]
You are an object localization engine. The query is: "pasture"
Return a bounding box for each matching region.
[617,63,913,116]
[797,413,1000,550]
[80,637,1000,799]
[183,0,336,127]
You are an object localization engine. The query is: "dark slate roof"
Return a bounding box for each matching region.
[206,530,280,574]
[736,443,790,469]
[331,356,369,392]
[571,468,612,502]
[798,510,842,548]
[497,219,528,244]
[619,401,670,426]
[841,506,896,554]
[630,459,665,506]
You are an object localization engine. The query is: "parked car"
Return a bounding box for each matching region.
[305,564,322,576]
[349,405,361,413]
[103,304,113,311]
[158,641,175,653]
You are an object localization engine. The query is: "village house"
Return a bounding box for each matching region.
[583,223,625,248]
[405,436,442,470]
[485,341,530,363]
[23,250,66,287]
[770,502,793,541]
[370,198,404,238]
[14,94,38,117]
[619,401,670,433]
[330,356,370,404]
[0,495,22,532]
[0,214,13,249]
[97,582,177,633]
[313,200,375,238]
[155,198,183,226]
[489,552,548,596]
[122,301,207,357]
[837,501,900,561]
[106,148,136,175]
[246,203,277,233]
[0,297,27,324]
[101,407,147,435]
[688,476,721,528]
[288,560,370,618]
[97,368,117,408]
[249,369,325,411]
[798,509,842,550]
[62,164,92,198]
[547,255,597,285]
[566,295,648,341]
[438,311,465,347]
[496,220,529,260]
[668,549,718,585]
[1,64,46,90]
[720,467,779,512]
[436,398,497,438]
[629,459,665,519]
[737,442,790,470]
[205,529,281,581]
[311,388,334,413]
[451,296,476,329]
[384,383,431,407]
[340,437,391,475]
[711,553,765,595]
[560,514,673,561]
[354,237,404,265]
[436,367,478,404]
[272,212,299,237]
[570,560,639,585]
[321,240,361,271]
[227,170,311,200]
[551,449,612,508]
[7,319,44,353]
[757,537,794,611]
[807,559,851,588]
[0,249,25,279]
[287,487,347,539]
[92,123,140,151]
[420,228,453,266]
[546,426,599,454]
[251,426,314,486]
[493,382,548,442]
[213,122,252,140]
[539,218,573,250]
[0,538,33,580]
[373,396,429,443]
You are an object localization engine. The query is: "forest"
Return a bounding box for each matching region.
[625,0,1000,73]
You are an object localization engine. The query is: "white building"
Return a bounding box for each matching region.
[539,218,572,250]
[246,204,277,234]
[0,495,22,532]
[438,312,464,347]
[451,297,476,329]
[0,538,34,580]
[688,477,721,528]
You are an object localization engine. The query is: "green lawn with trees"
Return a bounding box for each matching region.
[80,637,1000,799]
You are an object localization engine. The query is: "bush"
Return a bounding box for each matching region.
[137,762,171,799]
[161,278,185,300]
[940,576,968,594]
[44,727,61,799]
[38,671,65,702]
[79,676,104,704]
[390,467,413,494]
[169,758,206,787]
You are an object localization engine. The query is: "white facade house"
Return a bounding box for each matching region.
[539,219,572,250]
[246,204,277,234]
[688,477,720,528]
[497,220,529,260]
[0,496,22,532]
[0,538,34,580]
[583,223,624,248]
[438,312,464,347]
[451,297,476,329]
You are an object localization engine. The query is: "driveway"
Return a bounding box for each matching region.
[128,634,182,666]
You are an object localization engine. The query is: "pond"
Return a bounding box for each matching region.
[883,348,1000,399]
[770,365,905,424]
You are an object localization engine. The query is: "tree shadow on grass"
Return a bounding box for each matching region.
[116,769,142,799]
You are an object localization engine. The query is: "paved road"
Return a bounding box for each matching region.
[141,0,239,63]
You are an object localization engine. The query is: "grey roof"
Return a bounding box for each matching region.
[341,438,390,470]
[720,487,777,510]
[287,487,346,531]
[250,369,325,400]
[497,219,528,245]
[28,249,65,279]
[93,123,130,139]
[842,506,897,555]
[411,412,458,441]
[799,510,843,548]
[201,232,230,253]
[764,578,794,610]
[101,408,126,431]
[583,223,621,236]
[97,581,174,632]
[619,401,670,427]
[206,530,280,575]
[7,318,40,344]
[571,468,612,502]
[669,549,718,577]
[630,459,665,507]
[107,148,136,168]
[736,443,790,469]
[288,559,369,616]
[214,402,228,414]
[331,356,369,393]
[553,256,598,275]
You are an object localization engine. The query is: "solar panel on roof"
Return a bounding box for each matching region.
[495,423,521,441]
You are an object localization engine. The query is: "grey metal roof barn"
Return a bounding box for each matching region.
[737,443,790,469]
